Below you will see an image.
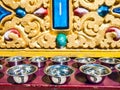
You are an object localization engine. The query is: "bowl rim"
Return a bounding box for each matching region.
[44,65,74,77]
[79,64,112,77]
[6,64,38,76]
[29,56,47,62]
[115,64,120,71]
[98,57,120,64]
[50,56,71,63]
[6,56,25,62]
[74,57,96,63]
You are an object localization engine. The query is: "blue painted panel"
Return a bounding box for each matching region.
[52,0,69,29]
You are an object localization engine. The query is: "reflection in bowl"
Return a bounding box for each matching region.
[80,64,112,83]
[6,64,38,84]
[0,65,3,70]
[99,58,120,69]
[51,56,70,65]
[29,56,47,68]
[74,57,96,68]
[74,57,96,64]
[44,65,74,84]
[6,56,25,66]
[115,64,120,72]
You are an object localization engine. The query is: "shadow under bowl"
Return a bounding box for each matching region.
[0,57,5,64]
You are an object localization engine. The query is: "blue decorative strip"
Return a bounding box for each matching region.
[0,6,11,21]
[52,0,69,29]
[113,7,120,14]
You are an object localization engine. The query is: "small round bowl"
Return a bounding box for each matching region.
[74,57,96,67]
[6,56,25,66]
[29,56,47,68]
[99,57,120,70]
[80,64,112,84]
[44,65,74,84]
[51,56,71,65]
[115,64,120,72]
[6,64,38,84]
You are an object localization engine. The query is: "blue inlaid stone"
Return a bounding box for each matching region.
[97,5,109,17]
[113,7,120,14]
[52,0,69,29]
[15,8,26,18]
[56,33,67,48]
[0,6,11,21]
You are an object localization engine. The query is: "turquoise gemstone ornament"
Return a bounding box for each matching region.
[56,33,67,48]
[97,5,109,17]
[15,7,26,18]
[113,7,120,14]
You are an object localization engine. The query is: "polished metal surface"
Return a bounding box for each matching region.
[7,64,38,76]
[0,65,3,70]
[6,56,25,62]
[74,57,96,63]
[29,56,47,62]
[80,64,112,76]
[51,56,70,63]
[99,58,120,64]
[44,65,74,77]
[115,64,120,71]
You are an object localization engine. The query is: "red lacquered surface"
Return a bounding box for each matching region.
[0,59,119,90]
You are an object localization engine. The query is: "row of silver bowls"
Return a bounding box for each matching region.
[0,56,120,84]
[6,63,120,84]
[3,56,120,69]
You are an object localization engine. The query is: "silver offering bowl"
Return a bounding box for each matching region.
[99,57,120,70]
[29,56,47,68]
[80,64,112,84]
[74,57,96,67]
[6,64,38,84]
[6,56,25,66]
[115,64,120,72]
[44,65,74,84]
[51,56,71,65]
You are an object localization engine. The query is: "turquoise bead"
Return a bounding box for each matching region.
[97,5,109,17]
[15,7,26,18]
[56,33,67,48]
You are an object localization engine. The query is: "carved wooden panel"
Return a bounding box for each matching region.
[0,0,120,49]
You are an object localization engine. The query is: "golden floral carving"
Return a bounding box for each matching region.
[2,0,49,13]
[0,0,120,49]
